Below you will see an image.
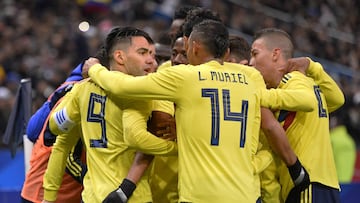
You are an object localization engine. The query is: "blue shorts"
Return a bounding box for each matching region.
[286,182,340,203]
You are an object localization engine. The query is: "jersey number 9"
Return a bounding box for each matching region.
[88,93,108,148]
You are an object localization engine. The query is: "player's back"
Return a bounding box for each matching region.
[170,61,264,202]
[65,80,153,203]
[275,72,339,200]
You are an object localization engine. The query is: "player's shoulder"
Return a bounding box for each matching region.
[158,63,193,74]
[72,78,90,86]
[76,78,101,89]
[225,62,264,79]
[157,60,172,71]
[282,71,315,85]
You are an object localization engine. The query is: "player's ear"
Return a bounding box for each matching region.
[113,50,125,65]
[183,36,189,51]
[193,40,201,56]
[272,48,281,61]
[239,59,249,65]
[223,48,230,61]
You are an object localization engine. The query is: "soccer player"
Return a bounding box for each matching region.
[225,35,251,65]
[168,5,198,41]
[21,64,85,203]
[155,5,198,71]
[42,27,178,203]
[250,28,344,203]
[149,9,222,202]
[224,34,305,203]
[170,35,188,66]
[83,20,314,202]
[329,106,356,183]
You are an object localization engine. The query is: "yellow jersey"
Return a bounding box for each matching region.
[44,79,178,203]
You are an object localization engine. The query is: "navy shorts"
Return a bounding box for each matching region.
[286,182,340,203]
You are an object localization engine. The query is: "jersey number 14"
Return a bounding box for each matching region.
[202,88,248,148]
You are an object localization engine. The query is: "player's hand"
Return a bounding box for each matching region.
[286,57,310,74]
[147,111,177,141]
[102,179,136,203]
[154,118,177,141]
[82,57,100,78]
[287,158,310,191]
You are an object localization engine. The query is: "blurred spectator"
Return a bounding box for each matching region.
[330,107,357,183]
[0,87,14,143]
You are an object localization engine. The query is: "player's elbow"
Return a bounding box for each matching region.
[329,94,345,113]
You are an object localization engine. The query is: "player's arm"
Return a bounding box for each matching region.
[260,108,297,166]
[65,139,86,184]
[260,72,317,112]
[260,107,309,190]
[306,58,344,112]
[43,85,83,202]
[103,102,176,203]
[43,126,81,202]
[103,152,154,203]
[87,61,182,102]
[122,101,177,155]
[103,111,173,203]
[48,84,81,135]
[286,57,345,113]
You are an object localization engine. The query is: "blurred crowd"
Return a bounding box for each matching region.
[1,0,360,147]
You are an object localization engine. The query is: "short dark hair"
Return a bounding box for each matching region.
[155,32,172,64]
[171,29,184,47]
[95,26,154,67]
[229,35,251,61]
[253,28,294,59]
[182,8,222,37]
[173,5,198,20]
[191,20,229,58]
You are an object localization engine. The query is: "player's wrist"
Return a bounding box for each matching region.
[43,188,58,202]
[102,179,136,203]
[288,158,302,183]
[118,178,136,199]
[287,157,310,190]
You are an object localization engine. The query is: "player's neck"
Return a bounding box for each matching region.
[202,56,224,65]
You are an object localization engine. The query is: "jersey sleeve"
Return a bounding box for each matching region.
[260,71,317,112]
[49,84,81,135]
[123,100,178,156]
[152,100,175,116]
[88,64,182,102]
[65,139,85,184]
[306,58,345,113]
[152,61,175,116]
[43,126,81,201]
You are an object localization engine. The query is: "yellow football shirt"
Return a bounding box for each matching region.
[275,70,342,200]
[44,79,178,203]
